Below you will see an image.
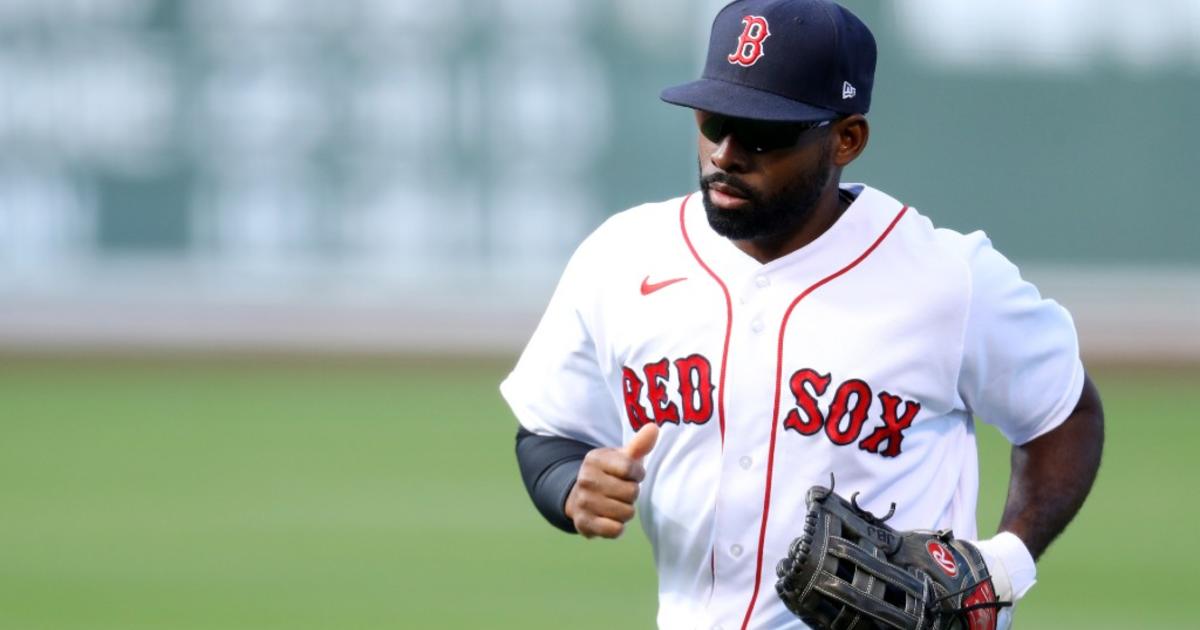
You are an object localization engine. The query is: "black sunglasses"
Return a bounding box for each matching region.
[699,114,832,153]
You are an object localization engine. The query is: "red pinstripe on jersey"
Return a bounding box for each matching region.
[679,193,732,445]
[679,193,734,607]
[740,204,910,629]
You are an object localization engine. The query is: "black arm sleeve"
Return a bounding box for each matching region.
[514,426,596,534]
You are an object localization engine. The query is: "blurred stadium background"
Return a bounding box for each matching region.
[0,0,1196,628]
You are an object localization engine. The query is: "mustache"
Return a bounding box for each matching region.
[700,172,756,200]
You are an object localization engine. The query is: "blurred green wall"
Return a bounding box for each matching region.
[2,0,1196,277]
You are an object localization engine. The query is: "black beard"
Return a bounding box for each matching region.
[699,146,833,242]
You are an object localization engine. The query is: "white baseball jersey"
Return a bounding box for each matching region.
[500,184,1084,629]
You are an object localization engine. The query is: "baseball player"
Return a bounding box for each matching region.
[502,1,1104,628]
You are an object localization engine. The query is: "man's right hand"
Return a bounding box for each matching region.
[565,423,659,538]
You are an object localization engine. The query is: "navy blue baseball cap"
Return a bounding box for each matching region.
[661,0,876,122]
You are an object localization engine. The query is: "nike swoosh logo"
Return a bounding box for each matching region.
[640,275,688,296]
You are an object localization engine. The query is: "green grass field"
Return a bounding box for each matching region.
[0,355,1195,629]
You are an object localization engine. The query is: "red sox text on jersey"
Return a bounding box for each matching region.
[623,358,921,458]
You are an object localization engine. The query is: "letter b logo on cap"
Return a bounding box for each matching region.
[727,15,770,67]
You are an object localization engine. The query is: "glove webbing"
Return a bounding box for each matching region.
[806,500,930,629]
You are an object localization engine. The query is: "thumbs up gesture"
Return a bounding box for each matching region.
[565,423,660,539]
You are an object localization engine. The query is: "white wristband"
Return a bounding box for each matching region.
[972,531,1038,601]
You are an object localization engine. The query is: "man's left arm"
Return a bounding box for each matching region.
[998,372,1104,559]
[951,236,1107,584]
[971,372,1104,617]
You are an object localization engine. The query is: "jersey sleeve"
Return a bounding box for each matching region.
[499,230,624,449]
[954,232,1086,445]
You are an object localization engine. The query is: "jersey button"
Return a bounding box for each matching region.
[730,544,744,557]
[755,275,770,288]
[738,455,752,470]
[751,318,764,333]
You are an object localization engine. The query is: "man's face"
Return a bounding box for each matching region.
[696,111,835,242]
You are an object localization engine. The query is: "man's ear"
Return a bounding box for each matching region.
[831,114,869,167]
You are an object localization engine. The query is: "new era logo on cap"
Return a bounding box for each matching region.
[660,0,877,122]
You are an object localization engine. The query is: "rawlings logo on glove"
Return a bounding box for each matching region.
[775,478,1011,629]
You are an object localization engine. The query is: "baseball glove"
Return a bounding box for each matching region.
[775,478,1010,630]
